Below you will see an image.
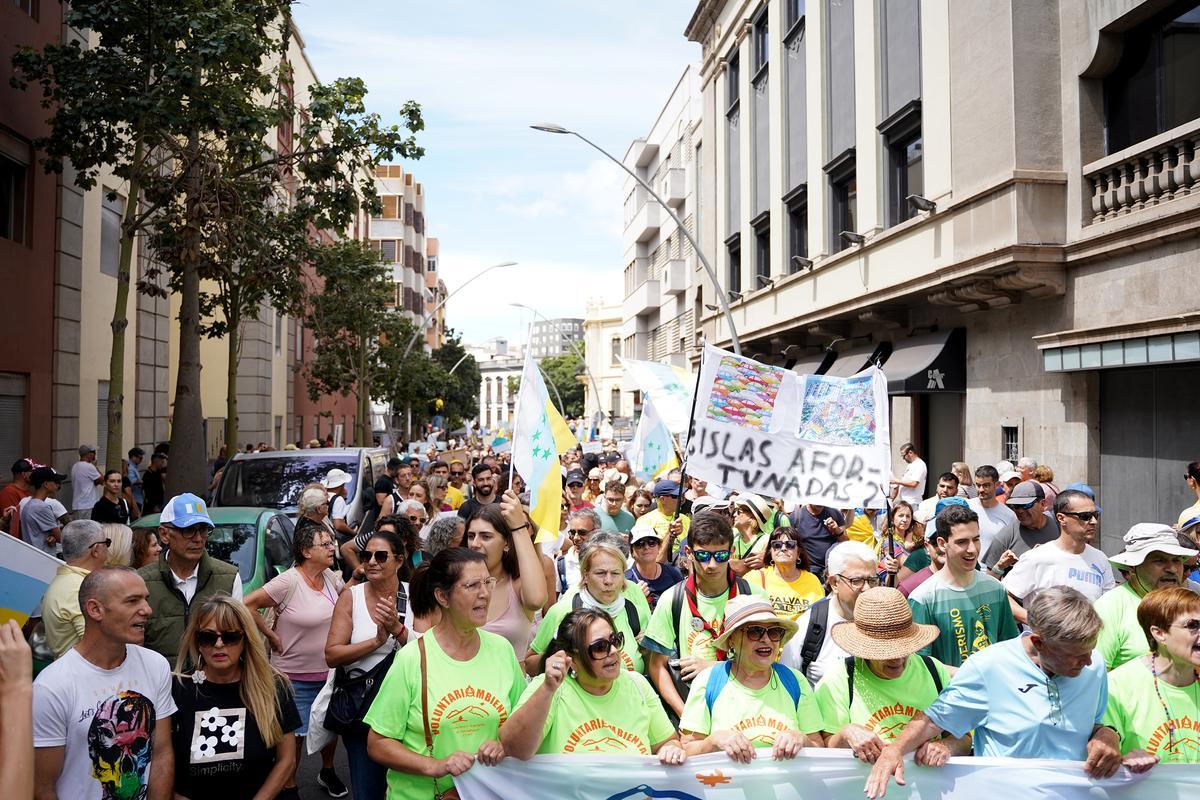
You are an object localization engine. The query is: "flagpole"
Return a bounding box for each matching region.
[660,347,707,565]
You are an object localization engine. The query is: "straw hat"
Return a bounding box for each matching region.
[712,595,799,652]
[735,493,773,527]
[830,587,939,661]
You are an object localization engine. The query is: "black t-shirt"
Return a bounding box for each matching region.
[372,474,395,506]
[91,496,131,525]
[626,562,684,609]
[457,496,496,521]
[143,469,165,513]
[171,676,301,800]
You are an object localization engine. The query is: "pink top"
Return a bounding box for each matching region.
[483,577,533,658]
[264,567,343,680]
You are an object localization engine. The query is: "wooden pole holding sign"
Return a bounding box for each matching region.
[660,349,707,567]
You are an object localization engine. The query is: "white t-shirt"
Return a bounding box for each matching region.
[329,493,349,521]
[897,457,927,505]
[968,498,1019,563]
[1002,541,1116,602]
[33,645,177,800]
[70,460,102,511]
[780,599,850,686]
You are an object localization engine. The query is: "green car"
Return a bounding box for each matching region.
[132,506,296,593]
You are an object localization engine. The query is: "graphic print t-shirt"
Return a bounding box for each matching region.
[679,663,823,747]
[1104,657,1200,763]
[33,645,177,800]
[642,584,733,661]
[814,655,951,740]
[516,672,674,754]
[171,676,301,799]
[908,571,1019,667]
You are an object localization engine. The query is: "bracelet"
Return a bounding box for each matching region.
[510,523,529,533]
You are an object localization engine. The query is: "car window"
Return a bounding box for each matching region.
[264,515,294,577]
[207,523,257,582]
[215,455,358,509]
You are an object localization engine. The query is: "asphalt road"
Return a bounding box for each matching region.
[297,739,353,800]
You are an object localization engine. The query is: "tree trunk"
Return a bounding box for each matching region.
[357,337,369,446]
[170,132,208,495]
[223,287,241,458]
[104,140,144,472]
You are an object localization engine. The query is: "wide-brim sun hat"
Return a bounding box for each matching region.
[735,492,773,527]
[322,468,352,489]
[712,595,799,652]
[692,495,731,513]
[1109,523,1198,568]
[830,586,940,660]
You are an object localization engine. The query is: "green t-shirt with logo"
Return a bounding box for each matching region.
[516,671,674,754]
[907,571,1019,667]
[1095,582,1149,670]
[679,663,823,746]
[529,585,651,673]
[1103,656,1200,763]
[363,629,526,800]
[814,654,951,740]
[642,583,729,660]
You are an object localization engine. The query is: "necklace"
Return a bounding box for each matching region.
[1149,653,1200,751]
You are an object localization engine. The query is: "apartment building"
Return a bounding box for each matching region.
[683,0,1200,550]
[472,338,524,434]
[369,165,430,325]
[424,237,447,351]
[582,300,627,427]
[529,317,584,359]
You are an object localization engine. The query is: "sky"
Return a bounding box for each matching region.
[291,0,699,348]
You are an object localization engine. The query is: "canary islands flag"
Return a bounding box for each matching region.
[0,533,61,626]
[512,352,568,543]
[628,396,680,481]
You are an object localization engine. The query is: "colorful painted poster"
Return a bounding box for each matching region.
[798,373,878,446]
[704,354,785,431]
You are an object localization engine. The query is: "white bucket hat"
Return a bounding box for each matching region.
[1109,523,1198,568]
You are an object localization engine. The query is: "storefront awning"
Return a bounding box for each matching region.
[881,328,966,393]
[822,345,880,378]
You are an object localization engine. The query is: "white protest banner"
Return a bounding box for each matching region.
[620,356,695,435]
[683,344,891,509]
[455,751,1193,800]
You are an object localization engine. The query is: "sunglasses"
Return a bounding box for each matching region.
[1011,502,1038,511]
[357,550,394,564]
[91,538,113,549]
[692,548,732,564]
[450,471,465,477]
[567,528,591,538]
[586,631,626,659]
[1060,510,1100,522]
[770,540,799,551]
[197,630,245,648]
[743,625,787,642]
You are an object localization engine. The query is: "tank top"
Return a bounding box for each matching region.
[483,577,533,658]
[349,582,413,671]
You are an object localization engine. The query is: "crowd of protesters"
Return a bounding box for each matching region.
[3,436,1200,800]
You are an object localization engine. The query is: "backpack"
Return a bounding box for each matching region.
[704,660,803,715]
[796,597,831,683]
[669,576,753,665]
[571,592,642,637]
[556,556,568,595]
[844,654,943,706]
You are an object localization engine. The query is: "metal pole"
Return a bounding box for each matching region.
[448,352,471,375]
[402,260,517,360]
[531,125,742,355]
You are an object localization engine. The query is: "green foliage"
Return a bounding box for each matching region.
[540,348,587,417]
[431,331,481,429]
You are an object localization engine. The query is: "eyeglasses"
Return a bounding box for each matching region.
[91,538,112,549]
[567,528,591,538]
[586,631,626,659]
[770,540,799,551]
[743,625,787,642]
[836,574,881,590]
[313,539,336,549]
[197,630,245,648]
[567,482,584,488]
[357,550,394,564]
[450,471,465,477]
[1060,510,1100,522]
[692,549,732,564]
[174,526,211,540]
[1171,619,1200,634]
[1046,675,1064,727]
[459,576,499,594]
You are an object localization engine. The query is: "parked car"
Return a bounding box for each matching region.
[132,507,295,593]
[212,447,388,528]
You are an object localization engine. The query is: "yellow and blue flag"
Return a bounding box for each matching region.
[0,534,62,626]
[512,352,569,543]
[628,396,680,481]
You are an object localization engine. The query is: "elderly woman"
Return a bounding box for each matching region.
[746,526,824,620]
[244,513,346,796]
[1104,585,1200,764]
[680,596,824,762]
[503,609,686,763]
[528,533,651,675]
[172,594,300,800]
[815,586,964,763]
[365,549,524,799]
[395,499,430,554]
[730,493,777,576]
[425,514,465,558]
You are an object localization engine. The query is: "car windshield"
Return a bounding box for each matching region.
[215,455,358,510]
[208,523,257,582]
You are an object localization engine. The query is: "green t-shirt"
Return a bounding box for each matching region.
[732,531,769,560]
[907,571,1019,667]
[363,629,526,800]
[529,585,651,673]
[1096,582,1149,670]
[1104,656,1200,762]
[642,583,729,660]
[679,663,823,746]
[814,655,951,741]
[515,671,675,754]
[904,546,931,573]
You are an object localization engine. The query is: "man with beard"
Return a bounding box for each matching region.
[33,567,175,800]
[1096,524,1199,669]
[457,462,498,520]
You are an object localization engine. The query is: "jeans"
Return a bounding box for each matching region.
[342,726,388,800]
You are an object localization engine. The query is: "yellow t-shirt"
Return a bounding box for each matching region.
[43,564,90,659]
[746,566,825,620]
[446,484,465,510]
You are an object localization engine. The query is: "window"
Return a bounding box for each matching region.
[0,373,27,476]
[784,1,808,190]
[1104,2,1200,153]
[379,240,397,262]
[610,336,621,366]
[695,144,703,247]
[97,381,110,469]
[787,0,806,30]
[751,10,770,217]
[829,157,857,253]
[824,0,856,161]
[725,55,741,235]
[726,234,742,296]
[887,132,923,225]
[274,310,283,354]
[1001,426,1020,464]
[786,192,808,272]
[726,52,740,109]
[0,149,29,244]
[13,0,39,19]
[609,387,621,420]
[753,217,770,287]
[753,9,769,73]
[294,415,302,444]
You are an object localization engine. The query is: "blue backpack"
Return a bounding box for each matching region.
[703,660,804,715]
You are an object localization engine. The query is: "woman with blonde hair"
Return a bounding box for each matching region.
[172,593,301,800]
[101,522,133,567]
[951,462,976,499]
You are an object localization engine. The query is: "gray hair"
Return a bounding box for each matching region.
[1017,456,1038,471]
[298,487,328,517]
[426,515,464,556]
[825,540,878,578]
[396,499,425,516]
[1025,586,1102,644]
[567,507,602,532]
[62,519,105,562]
[426,474,448,493]
[582,530,631,560]
[78,565,140,618]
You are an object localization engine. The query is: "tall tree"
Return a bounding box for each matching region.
[431,332,481,431]
[539,348,587,417]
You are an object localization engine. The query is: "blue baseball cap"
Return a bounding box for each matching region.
[653,479,681,498]
[1064,482,1101,513]
[160,493,214,529]
[925,496,971,541]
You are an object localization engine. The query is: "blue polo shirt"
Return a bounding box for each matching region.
[924,634,1107,760]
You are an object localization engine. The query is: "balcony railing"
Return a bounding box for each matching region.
[1084,119,1200,224]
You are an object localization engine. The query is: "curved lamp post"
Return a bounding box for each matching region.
[510,302,601,422]
[530,123,741,355]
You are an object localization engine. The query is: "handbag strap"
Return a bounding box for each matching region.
[419,636,433,752]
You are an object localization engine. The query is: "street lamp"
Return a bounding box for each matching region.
[510,302,601,422]
[531,123,742,355]
[402,260,517,359]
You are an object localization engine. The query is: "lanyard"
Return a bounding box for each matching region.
[683,572,739,660]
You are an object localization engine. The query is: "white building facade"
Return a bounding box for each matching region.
[582,300,626,427]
